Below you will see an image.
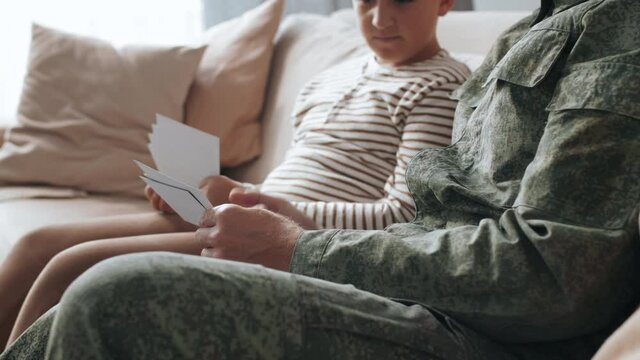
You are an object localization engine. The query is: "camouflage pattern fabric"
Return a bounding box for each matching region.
[4,253,515,360]
[2,0,639,358]
[291,0,640,352]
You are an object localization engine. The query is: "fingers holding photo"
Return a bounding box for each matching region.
[144,185,175,214]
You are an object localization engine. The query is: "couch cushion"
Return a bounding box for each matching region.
[0,194,150,262]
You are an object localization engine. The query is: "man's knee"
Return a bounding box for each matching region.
[59,252,298,324]
[62,252,190,300]
[51,253,299,359]
[58,252,243,313]
[53,252,198,339]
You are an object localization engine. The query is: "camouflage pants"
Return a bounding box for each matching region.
[1,252,515,360]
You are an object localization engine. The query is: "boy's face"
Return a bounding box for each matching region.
[354,0,454,66]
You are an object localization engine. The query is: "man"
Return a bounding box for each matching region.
[2,0,638,358]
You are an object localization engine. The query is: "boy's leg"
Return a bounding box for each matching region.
[8,232,199,345]
[37,253,513,360]
[0,212,193,349]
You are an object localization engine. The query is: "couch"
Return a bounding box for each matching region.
[0,10,528,261]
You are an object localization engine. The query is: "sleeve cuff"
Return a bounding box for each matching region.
[289,229,340,277]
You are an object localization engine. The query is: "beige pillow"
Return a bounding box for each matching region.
[185,0,284,168]
[0,24,204,196]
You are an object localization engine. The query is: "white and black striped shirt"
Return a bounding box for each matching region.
[261,50,470,229]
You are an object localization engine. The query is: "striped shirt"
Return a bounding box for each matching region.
[260,50,470,229]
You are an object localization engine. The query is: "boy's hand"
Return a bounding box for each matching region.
[199,176,244,207]
[144,185,175,214]
[145,176,242,214]
[229,188,318,230]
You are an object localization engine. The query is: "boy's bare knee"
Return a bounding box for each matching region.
[14,226,68,267]
[39,248,82,287]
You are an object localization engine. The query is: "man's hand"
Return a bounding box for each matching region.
[229,188,318,230]
[199,176,243,207]
[145,185,175,214]
[196,205,304,271]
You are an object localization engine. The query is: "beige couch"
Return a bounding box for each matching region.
[0,10,528,260]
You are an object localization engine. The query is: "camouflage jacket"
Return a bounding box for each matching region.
[290,0,640,344]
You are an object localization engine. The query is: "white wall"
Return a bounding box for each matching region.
[203,0,354,27]
[473,0,538,11]
[0,0,202,127]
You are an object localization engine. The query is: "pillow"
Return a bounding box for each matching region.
[186,0,284,168]
[0,24,204,196]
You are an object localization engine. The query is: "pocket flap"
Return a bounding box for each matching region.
[484,29,571,88]
[546,62,640,120]
[450,79,486,108]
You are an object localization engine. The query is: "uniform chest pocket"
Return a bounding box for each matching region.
[546,62,640,120]
[484,28,571,89]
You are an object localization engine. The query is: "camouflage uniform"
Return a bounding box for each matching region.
[2,0,639,358]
